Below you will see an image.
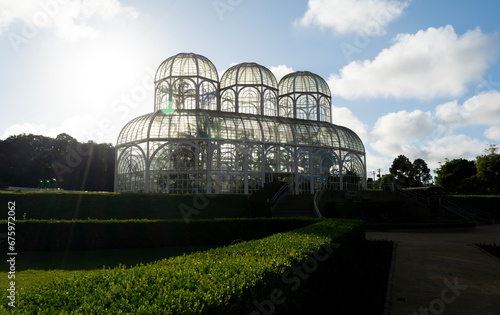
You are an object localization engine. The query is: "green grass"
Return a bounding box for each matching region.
[0,219,364,314]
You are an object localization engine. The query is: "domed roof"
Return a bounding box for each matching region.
[220,62,278,89]
[278,71,331,96]
[116,109,364,154]
[155,52,218,82]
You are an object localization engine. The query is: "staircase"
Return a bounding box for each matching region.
[397,189,494,224]
[272,194,316,217]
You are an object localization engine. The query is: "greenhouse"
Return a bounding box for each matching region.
[115,53,366,194]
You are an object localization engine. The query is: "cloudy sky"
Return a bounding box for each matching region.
[1,0,499,179]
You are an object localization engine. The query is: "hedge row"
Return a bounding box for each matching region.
[3,218,321,251]
[2,219,365,314]
[0,192,250,220]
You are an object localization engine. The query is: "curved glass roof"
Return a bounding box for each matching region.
[117,109,364,153]
[278,71,331,97]
[155,52,219,83]
[220,63,278,89]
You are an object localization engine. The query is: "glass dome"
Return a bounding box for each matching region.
[154,53,219,112]
[220,63,278,116]
[155,52,218,82]
[278,71,332,122]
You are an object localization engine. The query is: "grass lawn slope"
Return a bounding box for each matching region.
[1,219,364,314]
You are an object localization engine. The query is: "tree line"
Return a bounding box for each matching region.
[434,145,500,193]
[381,145,500,193]
[0,133,114,191]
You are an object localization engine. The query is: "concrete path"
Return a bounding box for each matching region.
[366,225,500,315]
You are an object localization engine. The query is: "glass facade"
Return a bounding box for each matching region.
[116,52,366,194]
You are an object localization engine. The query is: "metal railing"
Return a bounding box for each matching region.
[269,183,290,214]
[313,186,325,218]
[439,197,492,221]
[396,189,493,222]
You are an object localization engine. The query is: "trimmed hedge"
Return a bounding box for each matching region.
[3,218,321,251]
[1,219,364,314]
[0,191,250,220]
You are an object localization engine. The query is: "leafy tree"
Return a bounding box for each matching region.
[476,144,500,193]
[379,174,396,190]
[389,155,431,187]
[435,158,477,192]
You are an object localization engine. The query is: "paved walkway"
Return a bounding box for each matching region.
[366,225,500,315]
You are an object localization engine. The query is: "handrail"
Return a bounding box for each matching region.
[269,183,289,213]
[396,188,492,221]
[438,198,475,220]
[313,182,333,218]
[439,197,492,219]
[313,188,324,218]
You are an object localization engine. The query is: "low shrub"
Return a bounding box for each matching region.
[0,191,250,220]
[2,218,321,251]
[1,219,364,314]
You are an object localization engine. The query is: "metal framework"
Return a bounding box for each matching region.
[115,52,366,194]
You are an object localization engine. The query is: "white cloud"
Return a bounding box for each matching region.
[370,109,434,156]
[0,0,138,41]
[485,126,500,141]
[424,134,487,170]
[269,65,294,82]
[436,90,500,127]
[435,100,462,125]
[365,105,494,174]
[296,0,409,35]
[329,26,499,100]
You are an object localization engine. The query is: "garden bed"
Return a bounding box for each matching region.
[0,219,365,314]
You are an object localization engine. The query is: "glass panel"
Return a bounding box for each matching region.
[238,87,260,115]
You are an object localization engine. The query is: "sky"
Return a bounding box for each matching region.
[1,0,500,180]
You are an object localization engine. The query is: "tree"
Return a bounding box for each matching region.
[0,133,115,191]
[389,155,431,187]
[389,155,413,187]
[476,144,500,193]
[435,158,477,192]
[412,158,432,186]
[379,174,396,190]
